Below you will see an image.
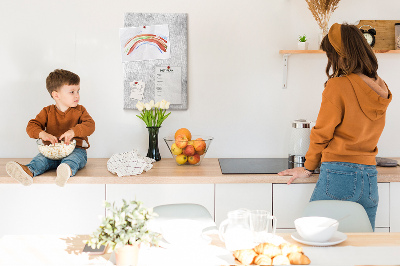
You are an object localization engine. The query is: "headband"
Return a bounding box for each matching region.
[328,23,346,57]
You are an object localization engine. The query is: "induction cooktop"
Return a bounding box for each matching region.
[218,158,291,174]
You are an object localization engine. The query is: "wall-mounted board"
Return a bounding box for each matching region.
[122,13,188,110]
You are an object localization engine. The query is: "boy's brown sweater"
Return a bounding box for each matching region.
[304,73,392,171]
[26,105,95,149]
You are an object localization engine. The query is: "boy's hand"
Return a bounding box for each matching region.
[278,167,312,185]
[59,129,75,145]
[39,131,58,145]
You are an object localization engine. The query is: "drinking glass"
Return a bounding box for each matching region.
[249,210,277,243]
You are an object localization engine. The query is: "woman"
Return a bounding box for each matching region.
[278,23,392,230]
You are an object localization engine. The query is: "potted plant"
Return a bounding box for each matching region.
[298,34,309,50]
[88,200,160,266]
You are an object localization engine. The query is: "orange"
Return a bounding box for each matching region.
[175,128,192,141]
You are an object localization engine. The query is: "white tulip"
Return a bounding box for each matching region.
[149,100,155,108]
[154,101,160,108]
[144,103,152,110]
[160,100,167,109]
[165,101,170,109]
[136,101,144,111]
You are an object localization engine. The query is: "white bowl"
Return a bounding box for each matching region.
[161,219,203,245]
[294,216,338,242]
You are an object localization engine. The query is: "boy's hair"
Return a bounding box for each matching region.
[46,69,80,97]
[321,24,378,81]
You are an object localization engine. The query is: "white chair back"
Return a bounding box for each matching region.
[301,200,373,232]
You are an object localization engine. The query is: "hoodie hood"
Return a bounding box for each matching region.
[347,73,392,121]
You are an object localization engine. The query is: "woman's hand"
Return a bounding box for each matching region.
[59,129,75,145]
[278,167,312,185]
[38,131,58,145]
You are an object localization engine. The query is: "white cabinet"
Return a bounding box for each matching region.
[272,183,390,230]
[215,184,272,227]
[106,184,214,219]
[0,184,105,236]
[272,184,315,229]
[390,183,400,232]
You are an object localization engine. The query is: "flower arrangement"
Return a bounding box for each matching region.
[88,200,160,250]
[305,0,341,35]
[298,34,308,42]
[136,100,171,127]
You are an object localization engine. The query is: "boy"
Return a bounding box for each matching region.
[6,69,95,187]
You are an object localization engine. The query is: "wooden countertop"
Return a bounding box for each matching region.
[1,158,399,185]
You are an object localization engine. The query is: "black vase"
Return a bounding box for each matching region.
[146,126,161,161]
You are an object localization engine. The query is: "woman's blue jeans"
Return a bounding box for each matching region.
[310,162,378,230]
[26,148,87,177]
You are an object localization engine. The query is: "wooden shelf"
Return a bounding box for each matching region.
[280,49,400,54]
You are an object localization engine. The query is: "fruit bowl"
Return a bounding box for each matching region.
[164,136,213,166]
[37,139,76,160]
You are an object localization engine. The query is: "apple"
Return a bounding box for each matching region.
[196,149,205,155]
[187,140,194,146]
[175,134,188,149]
[176,154,188,165]
[193,138,206,152]
[183,145,195,156]
[188,154,200,165]
[171,143,182,155]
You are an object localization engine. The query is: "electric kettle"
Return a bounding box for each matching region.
[288,119,311,168]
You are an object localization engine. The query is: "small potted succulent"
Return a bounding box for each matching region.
[298,34,309,50]
[88,200,160,266]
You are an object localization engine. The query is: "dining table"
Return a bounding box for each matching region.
[0,232,399,265]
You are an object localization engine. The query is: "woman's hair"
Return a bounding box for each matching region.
[320,24,378,81]
[46,69,80,97]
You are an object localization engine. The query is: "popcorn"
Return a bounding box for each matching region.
[37,140,76,160]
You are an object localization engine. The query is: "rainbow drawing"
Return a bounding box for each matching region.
[124,34,168,55]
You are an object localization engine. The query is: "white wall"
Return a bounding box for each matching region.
[1,0,399,159]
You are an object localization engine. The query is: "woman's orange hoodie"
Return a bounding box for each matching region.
[304,73,392,171]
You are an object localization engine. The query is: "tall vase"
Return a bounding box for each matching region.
[146,126,161,161]
[114,244,139,266]
[318,26,329,47]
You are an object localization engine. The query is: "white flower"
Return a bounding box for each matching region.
[144,103,152,110]
[154,101,160,108]
[149,100,155,108]
[165,101,170,110]
[160,99,167,109]
[136,101,145,111]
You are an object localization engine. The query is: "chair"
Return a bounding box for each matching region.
[301,200,373,232]
[152,203,218,234]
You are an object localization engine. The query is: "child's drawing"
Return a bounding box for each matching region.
[120,24,170,61]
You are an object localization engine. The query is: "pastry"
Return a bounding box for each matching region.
[279,243,303,256]
[254,243,282,258]
[272,255,290,265]
[233,249,257,265]
[254,254,272,265]
[287,252,311,265]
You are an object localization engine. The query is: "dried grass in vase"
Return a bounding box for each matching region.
[305,0,341,35]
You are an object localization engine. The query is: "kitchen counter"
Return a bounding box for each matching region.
[0,158,399,184]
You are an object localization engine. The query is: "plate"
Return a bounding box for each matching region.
[160,234,212,249]
[291,231,347,246]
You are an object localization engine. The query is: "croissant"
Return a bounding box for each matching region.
[254,254,272,265]
[233,249,257,265]
[279,243,303,256]
[287,252,311,265]
[271,255,290,265]
[254,243,282,258]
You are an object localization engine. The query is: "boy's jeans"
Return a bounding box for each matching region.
[310,162,378,230]
[27,148,87,177]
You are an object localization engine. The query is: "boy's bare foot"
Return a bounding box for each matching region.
[6,162,34,186]
[55,163,71,187]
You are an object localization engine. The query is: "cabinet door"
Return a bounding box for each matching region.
[106,184,214,219]
[0,184,105,236]
[390,183,400,232]
[273,183,390,230]
[215,184,272,227]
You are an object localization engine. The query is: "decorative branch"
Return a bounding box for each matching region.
[305,0,341,35]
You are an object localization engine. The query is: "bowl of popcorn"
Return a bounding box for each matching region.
[37,139,76,160]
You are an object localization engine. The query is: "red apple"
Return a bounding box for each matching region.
[175,134,188,149]
[188,154,200,165]
[193,138,206,152]
[196,149,205,155]
[183,145,195,156]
